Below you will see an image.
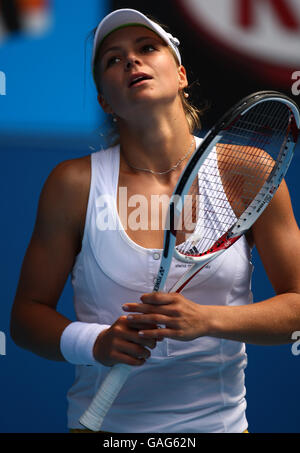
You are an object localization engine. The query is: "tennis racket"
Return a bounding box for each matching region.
[79,90,300,431]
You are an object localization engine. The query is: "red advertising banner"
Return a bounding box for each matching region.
[176,0,300,87]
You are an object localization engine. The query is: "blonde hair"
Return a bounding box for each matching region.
[92,16,203,146]
[179,80,202,133]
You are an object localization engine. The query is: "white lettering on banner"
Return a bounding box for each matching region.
[177,0,300,66]
[237,0,299,30]
[0,71,6,96]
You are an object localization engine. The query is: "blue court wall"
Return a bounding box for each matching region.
[0,0,109,433]
[0,0,300,434]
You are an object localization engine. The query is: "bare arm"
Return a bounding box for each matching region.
[10,158,90,360]
[10,156,157,364]
[123,180,300,345]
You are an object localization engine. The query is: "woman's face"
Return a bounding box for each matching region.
[96,26,188,120]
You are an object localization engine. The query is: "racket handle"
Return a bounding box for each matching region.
[79,363,132,432]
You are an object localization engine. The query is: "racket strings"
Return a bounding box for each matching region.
[176,101,292,256]
[216,146,273,215]
[220,101,291,201]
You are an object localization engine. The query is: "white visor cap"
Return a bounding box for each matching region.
[92,8,182,67]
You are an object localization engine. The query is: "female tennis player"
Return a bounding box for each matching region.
[10,8,300,433]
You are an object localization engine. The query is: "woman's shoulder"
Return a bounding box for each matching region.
[49,145,118,186]
[38,155,91,228]
[44,154,91,196]
[51,153,91,179]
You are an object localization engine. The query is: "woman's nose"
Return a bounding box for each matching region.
[125,55,140,71]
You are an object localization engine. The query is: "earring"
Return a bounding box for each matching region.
[183,92,189,99]
[112,114,118,123]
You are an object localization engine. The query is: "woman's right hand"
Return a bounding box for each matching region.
[93,316,159,366]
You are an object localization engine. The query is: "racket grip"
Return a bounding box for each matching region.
[79,363,132,432]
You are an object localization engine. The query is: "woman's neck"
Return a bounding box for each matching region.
[118,105,194,176]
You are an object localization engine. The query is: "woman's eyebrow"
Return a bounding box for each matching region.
[100,45,122,58]
[136,35,165,45]
[136,36,159,43]
[101,35,162,58]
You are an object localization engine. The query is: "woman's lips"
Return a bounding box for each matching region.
[128,73,153,87]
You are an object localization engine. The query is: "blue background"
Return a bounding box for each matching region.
[0,0,102,135]
[0,0,300,433]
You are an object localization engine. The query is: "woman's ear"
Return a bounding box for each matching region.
[177,65,188,91]
[97,93,114,115]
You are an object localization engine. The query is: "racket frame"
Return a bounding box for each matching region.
[156,92,299,293]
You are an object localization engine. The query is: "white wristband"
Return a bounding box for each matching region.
[60,322,110,365]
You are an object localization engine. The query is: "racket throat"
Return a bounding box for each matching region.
[207,231,241,252]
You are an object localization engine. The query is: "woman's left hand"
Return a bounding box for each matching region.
[122,292,211,341]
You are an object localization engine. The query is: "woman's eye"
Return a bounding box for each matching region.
[106,56,121,67]
[141,44,156,53]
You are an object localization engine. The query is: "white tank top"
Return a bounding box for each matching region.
[68,137,254,433]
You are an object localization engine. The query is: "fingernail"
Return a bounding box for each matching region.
[122,305,129,311]
[138,331,144,336]
[127,315,134,320]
